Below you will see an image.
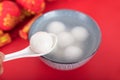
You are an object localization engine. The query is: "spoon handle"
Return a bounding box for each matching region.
[4,47,30,62]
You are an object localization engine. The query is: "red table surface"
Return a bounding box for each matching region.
[0,0,120,80]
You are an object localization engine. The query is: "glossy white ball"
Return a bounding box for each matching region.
[71,26,89,41]
[30,32,53,54]
[58,32,74,47]
[47,21,66,34]
[64,46,83,61]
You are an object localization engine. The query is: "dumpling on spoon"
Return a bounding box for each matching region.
[30,32,54,54]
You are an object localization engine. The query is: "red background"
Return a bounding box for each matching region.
[0,0,120,80]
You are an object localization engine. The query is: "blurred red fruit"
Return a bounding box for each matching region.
[16,0,45,16]
[0,1,21,31]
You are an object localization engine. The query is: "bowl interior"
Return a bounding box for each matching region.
[29,10,101,64]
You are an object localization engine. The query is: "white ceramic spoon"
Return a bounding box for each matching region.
[4,32,57,62]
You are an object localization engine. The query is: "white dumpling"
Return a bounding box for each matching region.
[47,21,66,34]
[30,32,53,54]
[64,46,83,61]
[71,26,89,41]
[58,32,74,47]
